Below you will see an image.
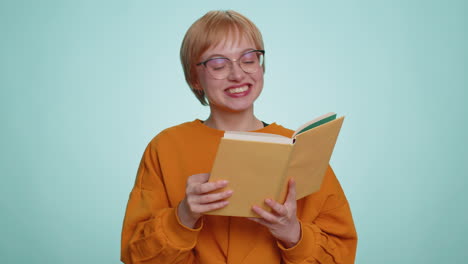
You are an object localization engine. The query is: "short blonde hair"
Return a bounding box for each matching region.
[180,10,265,105]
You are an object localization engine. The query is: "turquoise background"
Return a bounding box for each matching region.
[1,0,467,263]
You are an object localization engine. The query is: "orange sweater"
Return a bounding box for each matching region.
[121,120,357,264]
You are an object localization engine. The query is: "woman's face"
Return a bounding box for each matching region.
[196,34,264,114]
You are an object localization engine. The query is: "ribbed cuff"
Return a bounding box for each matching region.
[277,221,316,263]
[162,207,203,249]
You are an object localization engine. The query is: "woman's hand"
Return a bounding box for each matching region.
[178,173,233,228]
[248,179,301,248]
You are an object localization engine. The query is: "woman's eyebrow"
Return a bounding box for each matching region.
[205,48,256,60]
[241,48,256,53]
[205,53,226,59]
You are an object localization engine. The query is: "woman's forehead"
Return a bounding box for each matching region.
[202,34,256,58]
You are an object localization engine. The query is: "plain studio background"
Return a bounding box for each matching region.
[1,0,467,263]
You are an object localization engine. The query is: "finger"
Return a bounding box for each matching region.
[247,216,269,226]
[193,180,228,194]
[284,178,297,206]
[265,198,288,216]
[196,200,229,214]
[197,190,233,204]
[251,205,279,223]
[187,173,210,184]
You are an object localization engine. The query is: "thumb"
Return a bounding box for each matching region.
[286,178,297,205]
[190,173,210,184]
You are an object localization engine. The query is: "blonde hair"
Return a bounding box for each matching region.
[180,10,265,105]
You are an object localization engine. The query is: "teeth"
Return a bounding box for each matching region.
[228,86,248,94]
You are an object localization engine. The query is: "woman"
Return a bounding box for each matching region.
[121,10,357,264]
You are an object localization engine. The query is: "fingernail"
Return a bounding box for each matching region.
[265,199,272,203]
[220,180,228,185]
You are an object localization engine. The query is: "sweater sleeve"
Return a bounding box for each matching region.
[278,166,358,264]
[120,140,201,264]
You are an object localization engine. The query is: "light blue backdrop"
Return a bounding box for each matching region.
[1,0,467,263]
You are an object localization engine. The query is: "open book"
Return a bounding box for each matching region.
[206,112,344,217]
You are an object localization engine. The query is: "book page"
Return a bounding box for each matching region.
[287,117,344,199]
[224,131,292,144]
[292,112,336,138]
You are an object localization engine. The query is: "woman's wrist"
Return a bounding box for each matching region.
[278,221,301,248]
[177,199,200,229]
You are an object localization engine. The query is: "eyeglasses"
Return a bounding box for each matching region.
[196,50,265,80]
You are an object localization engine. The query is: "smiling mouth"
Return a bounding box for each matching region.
[226,85,249,94]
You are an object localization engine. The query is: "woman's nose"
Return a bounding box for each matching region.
[227,61,245,81]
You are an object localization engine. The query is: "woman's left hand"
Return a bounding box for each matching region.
[248,179,301,248]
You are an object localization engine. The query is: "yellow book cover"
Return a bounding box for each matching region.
[207,113,344,217]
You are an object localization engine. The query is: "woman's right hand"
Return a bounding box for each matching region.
[177,173,233,228]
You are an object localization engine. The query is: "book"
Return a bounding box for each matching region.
[206,112,344,217]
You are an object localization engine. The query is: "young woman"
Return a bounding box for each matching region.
[121,10,357,264]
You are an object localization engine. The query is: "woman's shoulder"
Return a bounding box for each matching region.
[262,122,294,138]
[159,120,200,135]
[148,120,200,143]
[147,119,223,149]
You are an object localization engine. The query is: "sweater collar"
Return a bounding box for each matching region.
[192,119,280,136]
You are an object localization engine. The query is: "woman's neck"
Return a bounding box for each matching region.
[204,108,263,131]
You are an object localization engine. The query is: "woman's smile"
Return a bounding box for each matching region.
[225,84,251,97]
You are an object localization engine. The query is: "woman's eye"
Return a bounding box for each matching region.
[241,53,258,63]
[207,58,227,70]
[212,65,225,71]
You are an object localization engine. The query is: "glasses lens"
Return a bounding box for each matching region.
[206,58,230,79]
[240,51,263,73]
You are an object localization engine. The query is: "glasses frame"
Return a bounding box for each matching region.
[196,49,265,80]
